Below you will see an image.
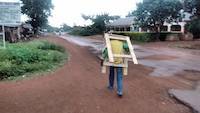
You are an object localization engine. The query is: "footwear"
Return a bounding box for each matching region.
[117,92,123,98]
[107,86,114,91]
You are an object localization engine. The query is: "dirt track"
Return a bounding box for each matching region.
[0,36,194,113]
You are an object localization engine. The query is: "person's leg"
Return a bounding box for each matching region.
[108,66,115,90]
[117,67,123,96]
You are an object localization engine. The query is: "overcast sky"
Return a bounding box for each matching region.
[0,0,142,27]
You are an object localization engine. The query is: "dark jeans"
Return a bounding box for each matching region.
[109,66,123,95]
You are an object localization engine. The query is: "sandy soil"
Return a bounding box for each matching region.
[0,35,197,113]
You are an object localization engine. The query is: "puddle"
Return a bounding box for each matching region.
[61,35,200,77]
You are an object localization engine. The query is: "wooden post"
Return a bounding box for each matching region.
[126,37,138,64]
[17,26,20,40]
[123,59,128,76]
[105,34,114,62]
[2,25,6,49]
[101,65,106,74]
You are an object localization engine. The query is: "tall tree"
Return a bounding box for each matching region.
[184,0,200,38]
[184,0,200,18]
[21,0,53,34]
[61,24,72,32]
[82,14,120,34]
[132,0,182,33]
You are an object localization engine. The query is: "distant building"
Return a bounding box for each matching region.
[106,17,137,32]
[106,12,192,33]
[0,2,21,43]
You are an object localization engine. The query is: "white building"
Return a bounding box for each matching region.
[106,12,192,33]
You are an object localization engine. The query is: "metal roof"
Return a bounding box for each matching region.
[107,17,135,27]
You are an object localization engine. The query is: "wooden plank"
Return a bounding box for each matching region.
[2,25,5,49]
[123,68,128,76]
[102,60,129,76]
[108,35,127,41]
[123,59,128,76]
[105,34,114,62]
[110,34,129,39]
[101,65,107,74]
[113,54,132,58]
[103,61,128,68]
[126,37,138,64]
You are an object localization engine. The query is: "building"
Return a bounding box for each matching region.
[106,12,192,33]
[0,2,21,43]
[106,17,137,32]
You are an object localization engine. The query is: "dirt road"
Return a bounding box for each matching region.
[0,36,194,113]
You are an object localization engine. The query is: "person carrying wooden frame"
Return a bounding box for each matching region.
[101,33,138,97]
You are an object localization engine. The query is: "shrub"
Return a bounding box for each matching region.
[0,41,67,80]
[69,26,101,36]
[113,32,182,42]
[38,41,65,53]
[186,19,200,39]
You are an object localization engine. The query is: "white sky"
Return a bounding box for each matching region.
[0,0,142,27]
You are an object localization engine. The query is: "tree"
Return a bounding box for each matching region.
[184,0,200,38]
[184,0,200,18]
[132,0,182,33]
[61,24,72,32]
[21,0,53,34]
[82,14,120,34]
[43,24,60,33]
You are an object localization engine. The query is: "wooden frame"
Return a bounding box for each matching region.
[104,33,138,64]
[0,25,6,49]
[102,33,138,75]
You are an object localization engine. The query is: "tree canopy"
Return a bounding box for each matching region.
[61,24,72,32]
[184,0,200,38]
[82,14,120,34]
[184,0,200,18]
[131,0,182,32]
[21,0,53,34]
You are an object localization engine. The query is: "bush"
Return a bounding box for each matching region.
[69,26,101,36]
[113,32,182,42]
[0,41,67,80]
[186,19,200,39]
[38,41,65,53]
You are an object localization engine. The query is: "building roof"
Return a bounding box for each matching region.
[107,17,135,27]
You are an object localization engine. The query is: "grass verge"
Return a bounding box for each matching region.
[0,40,68,81]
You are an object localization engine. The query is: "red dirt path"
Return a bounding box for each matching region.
[0,36,192,113]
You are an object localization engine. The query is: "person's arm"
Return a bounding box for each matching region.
[102,47,108,59]
[101,47,108,66]
[123,42,130,53]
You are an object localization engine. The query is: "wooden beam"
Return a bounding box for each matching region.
[101,65,107,74]
[123,59,128,76]
[103,61,128,68]
[110,34,129,38]
[105,34,114,62]
[102,60,129,75]
[108,35,127,41]
[126,37,138,64]
[2,25,5,49]
[113,54,132,58]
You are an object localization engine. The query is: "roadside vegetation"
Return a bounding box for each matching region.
[67,0,200,42]
[113,32,182,42]
[69,14,120,36]
[184,0,200,39]
[0,40,67,80]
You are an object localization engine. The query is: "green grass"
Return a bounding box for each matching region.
[0,40,68,81]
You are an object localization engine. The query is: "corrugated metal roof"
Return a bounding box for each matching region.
[107,17,135,27]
